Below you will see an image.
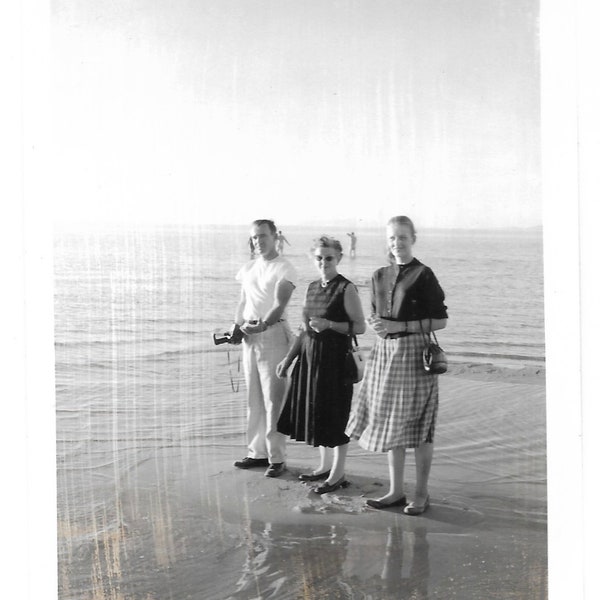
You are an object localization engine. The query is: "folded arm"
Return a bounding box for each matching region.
[241,279,295,334]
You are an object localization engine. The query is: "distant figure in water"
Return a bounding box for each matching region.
[276,230,291,254]
[346,232,357,258]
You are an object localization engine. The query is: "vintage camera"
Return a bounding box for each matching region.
[212,325,244,346]
[212,332,232,345]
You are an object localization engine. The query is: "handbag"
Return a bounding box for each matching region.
[344,322,365,384]
[420,319,447,374]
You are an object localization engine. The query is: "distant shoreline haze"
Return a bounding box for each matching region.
[54,221,544,234]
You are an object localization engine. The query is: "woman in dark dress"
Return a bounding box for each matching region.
[346,216,448,515]
[277,236,366,493]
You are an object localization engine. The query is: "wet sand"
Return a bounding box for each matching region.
[57,360,547,599]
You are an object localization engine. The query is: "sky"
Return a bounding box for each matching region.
[50,0,540,229]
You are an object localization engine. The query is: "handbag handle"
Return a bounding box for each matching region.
[344,282,360,347]
[419,318,440,345]
[347,321,359,348]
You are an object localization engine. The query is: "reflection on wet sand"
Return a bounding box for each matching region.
[380,526,429,599]
[229,521,350,599]
[227,519,430,600]
[57,443,547,599]
[343,524,430,600]
[58,472,434,600]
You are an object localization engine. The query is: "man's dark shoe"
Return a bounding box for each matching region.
[264,462,286,478]
[234,457,269,469]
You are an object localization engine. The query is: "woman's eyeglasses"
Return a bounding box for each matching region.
[314,255,336,262]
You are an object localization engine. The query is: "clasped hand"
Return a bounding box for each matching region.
[240,319,267,335]
[369,315,390,338]
[275,359,290,378]
[308,317,329,333]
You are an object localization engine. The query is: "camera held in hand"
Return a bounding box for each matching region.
[212,324,244,346]
[212,332,232,345]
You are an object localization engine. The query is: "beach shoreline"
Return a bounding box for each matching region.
[57,353,547,599]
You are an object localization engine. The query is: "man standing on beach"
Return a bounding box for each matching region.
[231,219,297,477]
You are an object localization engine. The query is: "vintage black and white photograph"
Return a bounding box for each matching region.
[52,1,544,599]
[11,0,600,599]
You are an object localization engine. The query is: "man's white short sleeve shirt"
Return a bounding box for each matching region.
[235,256,297,321]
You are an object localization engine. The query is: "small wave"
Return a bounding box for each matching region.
[55,360,116,370]
[54,340,111,349]
[133,346,545,364]
[55,337,167,348]
[135,345,242,360]
[453,351,545,363]
[140,317,199,325]
[150,348,190,359]
[164,329,200,335]
[89,361,113,369]
[466,340,545,350]
[55,344,544,367]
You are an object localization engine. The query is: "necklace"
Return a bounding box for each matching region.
[321,273,338,288]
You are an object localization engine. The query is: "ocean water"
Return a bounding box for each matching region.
[54,224,546,599]
[54,224,545,367]
[54,224,545,456]
[54,223,545,468]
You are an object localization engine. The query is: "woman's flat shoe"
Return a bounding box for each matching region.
[298,470,331,482]
[365,496,408,510]
[403,495,430,516]
[314,478,349,494]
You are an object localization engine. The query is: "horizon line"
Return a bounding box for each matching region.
[53,220,543,232]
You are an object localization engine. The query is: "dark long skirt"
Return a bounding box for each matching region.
[278,331,353,448]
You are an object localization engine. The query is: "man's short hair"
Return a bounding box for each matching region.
[252,219,277,235]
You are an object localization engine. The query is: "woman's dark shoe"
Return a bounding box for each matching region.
[365,496,408,510]
[403,495,430,516]
[314,477,349,494]
[298,470,331,482]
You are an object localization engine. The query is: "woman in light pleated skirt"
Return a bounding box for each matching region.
[346,216,448,515]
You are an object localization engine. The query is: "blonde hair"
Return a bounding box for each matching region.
[386,216,417,264]
[387,215,417,238]
[311,235,343,256]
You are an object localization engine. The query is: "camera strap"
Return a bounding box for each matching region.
[227,349,241,393]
